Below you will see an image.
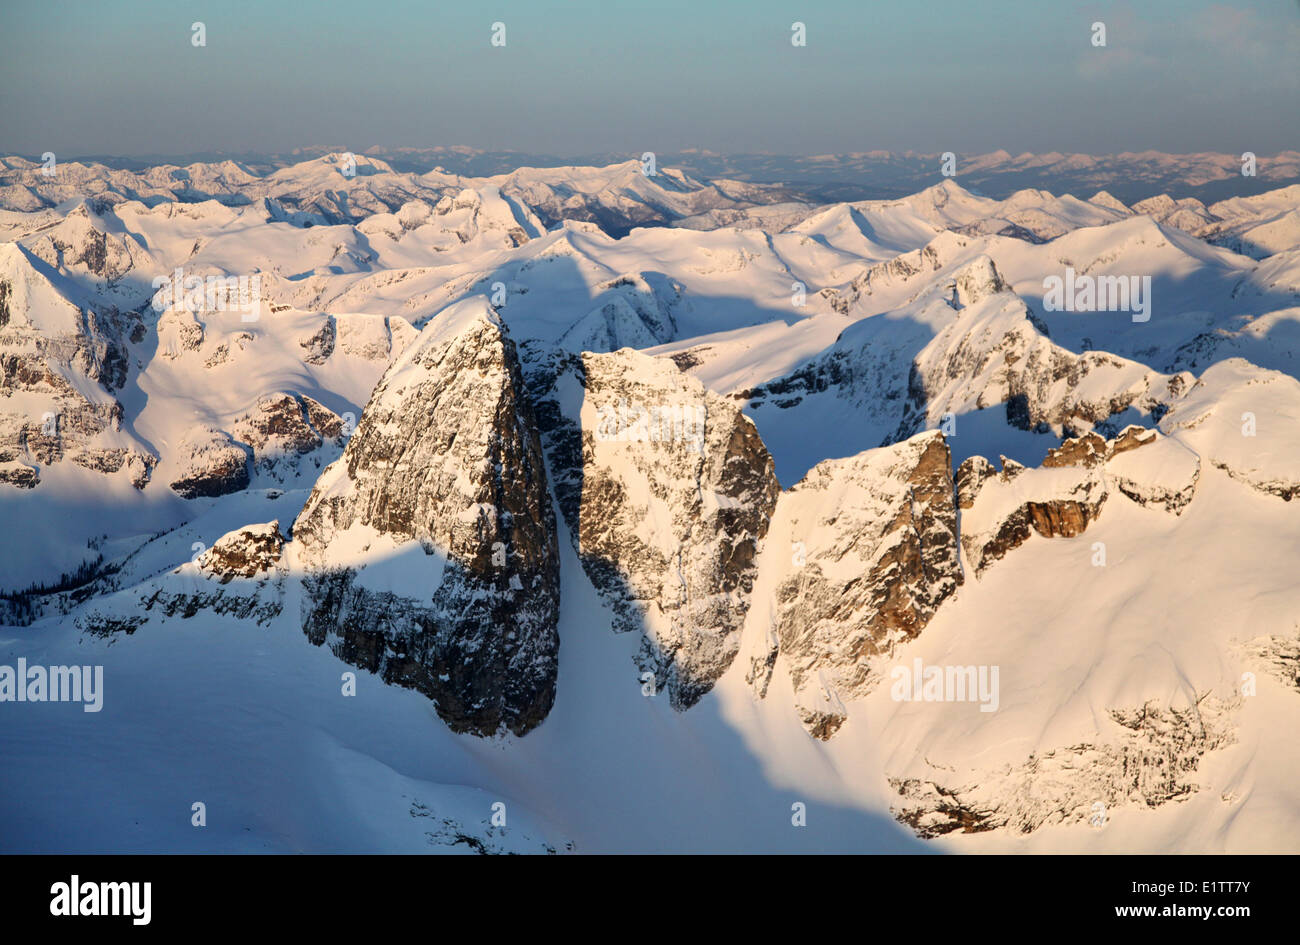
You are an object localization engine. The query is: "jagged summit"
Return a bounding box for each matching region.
[4,157,1300,854]
[292,295,560,736]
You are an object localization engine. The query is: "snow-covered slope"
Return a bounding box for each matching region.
[2,159,1298,854]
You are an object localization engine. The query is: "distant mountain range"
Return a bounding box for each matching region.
[2,151,1298,853]
[12,147,1300,206]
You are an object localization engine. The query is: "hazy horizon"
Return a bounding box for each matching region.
[6,145,1300,164]
[2,0,1296,158]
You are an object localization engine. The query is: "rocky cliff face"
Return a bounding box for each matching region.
[76,520,292,634]
[231,391,344,478]
[555,273,683,354]
[817,237,951,315]
[750,431,963,738]
[168,429,251,499]
[0,460,39,487]
[292,297,560,737]
[958,453,1108,574]
[958,424,1200,574]
[0,242,153,488]
[746,257,1194,458]
[24,204,142,284]
[528,346,779,709]
[893,258,1193,442]
[1105,429,1201,514]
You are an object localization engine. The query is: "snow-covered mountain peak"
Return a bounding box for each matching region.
[291,293,559,736]
[950,255,1010,307]
[1089,190,1131,214]
[4,158,1300,854]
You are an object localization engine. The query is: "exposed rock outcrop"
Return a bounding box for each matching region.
[70,446,156,489]
[958,452,1108,574]
[24,204,139,283]
[1241,634,1300,692]
[0,459,38,488]
[753,431,963,738]
[298,315,336,364]
[168,429,251,499]
[891,695,1238,838]
[0,243,148,486]
[199,521,285,583]
[817,237,952,314]
[1106,432,1200,515]
[893,259,1193,441]
[555,273,682,354]
[231,391,344,476]
[157,306,205,359]
[744,257,1191,457]
[528,346,779,709]
[111,522,291,627]
[293,297,560,737]
[959,424,1200,574]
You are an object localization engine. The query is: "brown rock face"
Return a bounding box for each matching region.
[959,453,1108,574]
[958,424,1183,574]
[1109,425,1157,456]
[1042,432,1108,468]
[758,431,964,739]
[956,455,997,509]
[1023,499,1098,538]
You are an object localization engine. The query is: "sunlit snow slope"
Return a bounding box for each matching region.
[2,156,1299,853]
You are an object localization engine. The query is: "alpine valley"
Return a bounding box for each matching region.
[2,150,1298,853]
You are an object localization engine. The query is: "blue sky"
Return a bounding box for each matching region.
[1,0,1296,157]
